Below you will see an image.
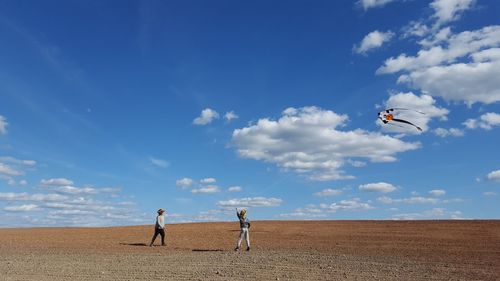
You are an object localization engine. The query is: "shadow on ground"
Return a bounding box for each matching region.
[192,249,224,252]
[119,243,148,246]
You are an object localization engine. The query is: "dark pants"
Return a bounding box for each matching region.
[150,228,165,245]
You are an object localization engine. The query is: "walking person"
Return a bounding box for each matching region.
[150,208,166,247]
[234,208,251,251]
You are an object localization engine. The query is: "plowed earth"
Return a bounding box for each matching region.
[0,220,499,280]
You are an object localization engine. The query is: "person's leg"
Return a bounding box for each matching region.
[150,228,159,246]
[245,229,250,250]
[235,229,244,250]
[160,229,166,246]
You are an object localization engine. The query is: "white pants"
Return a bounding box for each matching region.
[237,227,250,248]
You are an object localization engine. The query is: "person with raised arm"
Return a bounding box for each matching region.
[234,208,251,251]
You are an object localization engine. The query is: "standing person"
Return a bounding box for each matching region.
[234,208,251,251]
[150,208,166,247]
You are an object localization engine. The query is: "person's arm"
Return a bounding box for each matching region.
[236,208,240,219]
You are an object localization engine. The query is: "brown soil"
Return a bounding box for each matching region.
[0,220,499,280]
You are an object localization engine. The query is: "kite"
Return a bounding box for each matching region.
[378,108,424,131]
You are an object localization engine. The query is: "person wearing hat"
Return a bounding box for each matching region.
[234,208,251,251]
[149,208,166,247]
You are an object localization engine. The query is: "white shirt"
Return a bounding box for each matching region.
[156,214,165,229]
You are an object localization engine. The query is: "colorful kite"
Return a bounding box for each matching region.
[378,108,424,131]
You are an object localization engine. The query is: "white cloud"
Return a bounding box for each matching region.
[487,170,500,182]
[403,21,431,38]
[379,25,500,105]
[314,188,342,197]
[464,112,500,130]
[359,182,397,193]
[228,186,242,192]
[400,60,500,105]
[483,191,497,197]
[217,197,282,207]
[0,115,8,134]
[378,196,440,204]
[45,185,120,195]
[232,106,420,181]
[430,0,475,25]
[191,185,220,194]
[176,178,194,189]
[149,157,169,168]
[347,159,366,167]
[357,0,397,10]
[224,111,239,122]
[0,157,36,167]
[200,178,216,184]
[280,199,373,218]
[429,189,446,196]
[4,204,40,212]
[0,192,68,202]
[433,127,464,137]
[193,108,219,125]
[319,198,373,212]
[392,208,463,220]
[40,178,74,186]
[0,163,23,177]
[279,207,327,219]
[379,92,449,134]
[354,30,394,54]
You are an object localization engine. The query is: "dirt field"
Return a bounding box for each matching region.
[0,220,499,280]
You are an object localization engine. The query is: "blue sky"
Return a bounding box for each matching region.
[0,0,499,227]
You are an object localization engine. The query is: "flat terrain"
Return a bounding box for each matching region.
[0,220,499,280]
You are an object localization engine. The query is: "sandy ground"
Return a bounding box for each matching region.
[0,220,499,280]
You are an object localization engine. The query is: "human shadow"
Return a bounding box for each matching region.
[119,242,148,246]
[192,249,224,252]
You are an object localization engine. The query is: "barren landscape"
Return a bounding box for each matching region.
[0,220,499,280]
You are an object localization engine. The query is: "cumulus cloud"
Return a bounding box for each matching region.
[429,189,446,196]
[176,178,194,189]
[392,207,463,220]
[0,157,36,167]
[280,198,373,219]
[191,185,220,194]
[40,178,74,186]
[433,127,464,137]
[357,0,397,10]
[314,188,342,197]
[200,178,216,184]
[378,196,439,204]
[354,30,394,54]
[359,182,397,193]
[379,25,500,105]
[224,111,239,122]
[0,163,23,177]
[430,0,475,26]
[228,186,242,192]
[279,207,326,219]
[379,92,449,134]
[0,115,8,134]
[193,108,219,125]
[0,192,68,202]
[487,170,500,182]
[4,204,40,212]
[217,197,282,208]
[319,198,373,212]
[149,157,169,168]
[232,106,420,181]
[463,112,500,130]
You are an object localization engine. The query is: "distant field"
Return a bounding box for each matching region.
[0,220,499,280]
